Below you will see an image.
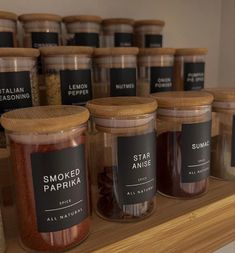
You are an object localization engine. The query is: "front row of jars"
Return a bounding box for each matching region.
[1,90,235,252]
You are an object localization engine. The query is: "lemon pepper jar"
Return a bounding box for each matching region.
[40,46,93,106]
[0,10,17,47]
[63,15,102,47]
[207,88,235,181]
[134,20,165,48]
[1,105,90,252]
[173,48,208,91]
[137,48,175,96]
[87,97,157,221]
[152,91,213,198]
[93,47,138,98]
[102,18,134,47]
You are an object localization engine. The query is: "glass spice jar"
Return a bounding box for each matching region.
[87,97,157,222]
[152,91,213,198]
[134,19,165,48]
[0,208,6,253]
[93,47,139,98]
[102,18,134,47]
[0,10,17,47]
[137,48,175,96]
[0,48,40,148]
[207,88,235,181]
[173,48,208,91]
[63,15,102,47]
[40,46,94,106]
[1,105,90,252]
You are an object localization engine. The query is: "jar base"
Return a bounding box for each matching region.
[157,189,208,200]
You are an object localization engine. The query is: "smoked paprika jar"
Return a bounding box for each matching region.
[1,105,90,252]
[87,97,157,221]
[152,91,213,198]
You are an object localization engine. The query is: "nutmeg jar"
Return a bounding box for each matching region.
[0,10,17,47]
[134,19,165,48]
[1,105,91,252]
[173,48,208,91]
[102,18,134,47]
[207,88,235,181]
[0,208,5,253]
[87,97,157,221]
[40,46,93,106]
[152,91,213,198]
[63,15,102,47]
[137,48,175,96]
[93,47,138,98]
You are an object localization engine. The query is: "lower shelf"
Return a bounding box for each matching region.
[3,178,235,253]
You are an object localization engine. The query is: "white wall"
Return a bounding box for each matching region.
[0,0,230,87]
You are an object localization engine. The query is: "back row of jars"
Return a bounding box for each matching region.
[0,11,166,48]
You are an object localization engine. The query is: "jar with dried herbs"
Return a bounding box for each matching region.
[93,47,138,98]
[1,105,91,252]
[87,97,157,221]
[137,48,175,96]
[152,91,213,198]
[173,48,208,91]
[41,46,94,106]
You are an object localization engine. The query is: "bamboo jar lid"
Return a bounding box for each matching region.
[139,48,175,56]
[0,10,17,21]
[63,15,102,23]
[0,48,39,57]
[102,18,134,26]
[135,19,165,27]
[1,105,89,134]
[40,46,94,56]
[87,97,157,117]
[205,87,235,102]
[94,47,139,57]
[151,91,213,108]
[175,48,208,56]
[19,13,62,22]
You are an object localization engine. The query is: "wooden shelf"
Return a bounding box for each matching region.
[2,178,235,253]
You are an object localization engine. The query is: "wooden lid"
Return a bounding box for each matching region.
[175,48,208,56]
[94,47,139,57]
[102,18,134,25]
[19,13,62,22]
[0,10,17,21]
[0,48,39,57]
[205,87,235,102]
[139,48,175,56]
[86,97,157,117]
[151,91,213,108]
[40,46,93,56]
[1,105,89,133]
[63,15,102,23]
[135,19,165,27]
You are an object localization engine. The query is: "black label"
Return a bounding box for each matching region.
[181,121,211,183]
[31,145,88,233]
[0,32,14,47]
[117,132,156,205]
[145,34,162,48]
[110,68,136,96]
[67,33,99,47]
[114,33,133,47]
[231,115,235,166]
[150,66,173,93]
[0,71,32,115]
[60,69,92,105]
[184,62,205,90]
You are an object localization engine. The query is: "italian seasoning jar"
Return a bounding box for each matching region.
[40,46,93,106]
[102,18,134,47]
[63,15,102,47]
[1,105,90,252]
[173,48,208,91]
[0,10,17,47]
[137,48,175,96]
[93,47,139,98]
[207,88,235,181]
[134,19,165,48]
[0,48,40,148]
[152,91,213,198]
[87,97,157,221]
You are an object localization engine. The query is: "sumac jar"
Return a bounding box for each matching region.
[137,48,175,96]
[87,97,157,221]
[1,105,90,252]
[63,15,102,47]
[152,91,213,198]
[173,48,208,91]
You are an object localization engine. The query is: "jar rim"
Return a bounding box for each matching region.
[63,15,102,23]
[205,87,235,102]
[0,48,39,57]
[134,19,165,27]
[19,13,62,22]
[94,47,139,57]
[0,10,17,21]
[102,18,134,26]
[175,48,208,56]
[40,46,94,56]
[139,48,175,56]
